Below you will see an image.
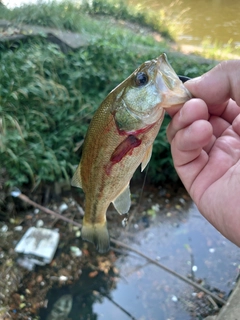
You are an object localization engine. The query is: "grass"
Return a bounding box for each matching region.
[0,0,216,190]
[0,0,188,40]
[200,38,240,60]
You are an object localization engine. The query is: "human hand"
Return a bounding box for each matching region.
[167,60,240,246]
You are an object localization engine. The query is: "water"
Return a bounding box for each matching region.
[126,0,240,48]
[4,0,239,317]
[93,204,239,319]
[4,0,240,48]
[41,194,240,320]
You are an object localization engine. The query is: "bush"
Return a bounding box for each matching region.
[80,0,172,39]
[0,1,215,189]
[0,0,172,39]
[0,37,163,188]
[1,41,84,187]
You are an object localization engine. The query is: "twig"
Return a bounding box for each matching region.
[102,294,137,320]
[17,193,82,228]
[124,261,150,277]
[110,246,144,261]
[190,252,195,281]
[110,239,226,306]
[206,295,219,311]
[13,192,227,306]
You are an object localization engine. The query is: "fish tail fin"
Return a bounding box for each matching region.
[81,222,110,254]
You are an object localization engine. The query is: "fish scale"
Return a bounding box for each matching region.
[71,53,191,253]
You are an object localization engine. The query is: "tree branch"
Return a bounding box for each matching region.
[14,192,226,306]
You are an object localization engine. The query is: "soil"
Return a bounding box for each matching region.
[1,182,237,320]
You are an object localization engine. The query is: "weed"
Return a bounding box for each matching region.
[0,0,215,189]
[200,38,240,60]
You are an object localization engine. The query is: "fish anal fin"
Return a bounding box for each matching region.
[71,164,82,188]
[112,184,131,215]
[81,222,110,254]
[141,145,153,172]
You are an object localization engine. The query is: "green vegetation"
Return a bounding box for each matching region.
[0,0,215,190]
[200,38,240,60]
[0,0,174,39]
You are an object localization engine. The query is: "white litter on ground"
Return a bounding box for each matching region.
[15,227,60,269]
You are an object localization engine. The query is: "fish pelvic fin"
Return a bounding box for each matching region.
[71,164,82,188]
[81,222,110,254]
[112,183,131,215]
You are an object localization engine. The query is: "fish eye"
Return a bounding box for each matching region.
[135,72,148,87]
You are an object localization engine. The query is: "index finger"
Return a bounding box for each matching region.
[185,60,240,115]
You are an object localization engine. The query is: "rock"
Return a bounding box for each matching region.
[0,20,89,52]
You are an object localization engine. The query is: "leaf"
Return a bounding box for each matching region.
[22,160,35,185]
[17,88,29,99]
[89,270,98,278]
[184,244,192,254]
[10,92,18,100]
[5,115,24,139]
[6,148,18,163]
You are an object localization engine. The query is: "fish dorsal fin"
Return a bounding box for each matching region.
[141,145,153,172]
[112,183,131,215]
[71,164,82,188]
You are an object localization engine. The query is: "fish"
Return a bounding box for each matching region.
[71,53,191,253]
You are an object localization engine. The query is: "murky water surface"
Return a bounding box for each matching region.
[5,0,240,47]
[93,204,239,319]
[42,190,240,320]
[127,0,240,47]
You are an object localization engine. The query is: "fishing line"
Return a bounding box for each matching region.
[101,294,137,320]
[125,163,149,230]
[139,164,149,207]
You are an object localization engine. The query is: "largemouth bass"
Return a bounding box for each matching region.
[72,53,191,253]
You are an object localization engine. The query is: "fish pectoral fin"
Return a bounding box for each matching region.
[112,183,131,215]
[141,145,153,172]
[81,222,110,254]
[71,164,82,188]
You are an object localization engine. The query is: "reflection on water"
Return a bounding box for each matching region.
[4,0,240,47]
[94,203,240,319]
[40,267,117,320]
[41,201,240,320]
[126,0,240,47]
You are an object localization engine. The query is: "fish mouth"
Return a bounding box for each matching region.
[113,53,192,133]
[154,53,192,106]
[125,54,191,121]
